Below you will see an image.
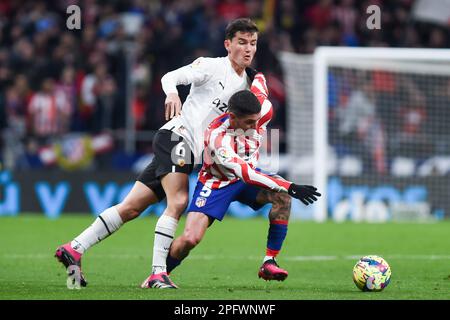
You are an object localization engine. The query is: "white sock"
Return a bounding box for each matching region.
[71,206,123,254]
[152,214,178,274]
[263,255,275,263]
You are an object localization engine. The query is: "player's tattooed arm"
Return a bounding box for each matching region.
[256,188,292,221]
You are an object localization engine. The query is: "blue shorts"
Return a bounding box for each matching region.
[187,180,264,221]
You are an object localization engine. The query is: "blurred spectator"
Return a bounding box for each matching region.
[305,0,333,30]
[1,81,29,169]
[132,84,148,130]
[390,76,430,159]
[428,28,447,48]
[427,79,450,154]
[27,77,72,141]
[217,0,248,22]
[274,0,300,34]
[80,62,118,133]
[332,0,357,36]
[93,73,118,133]
[57,66,78,125]
[337,78,386,174]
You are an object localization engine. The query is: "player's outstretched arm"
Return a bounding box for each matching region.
[213,135,321,205]
[228,156,321,205]
[235,163,321,206]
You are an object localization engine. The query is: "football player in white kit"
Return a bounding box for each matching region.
[55,18,259,289]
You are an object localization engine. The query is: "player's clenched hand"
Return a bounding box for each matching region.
[165,93,182,120]
[288,184,321,205]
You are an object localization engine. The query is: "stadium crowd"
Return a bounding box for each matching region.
[0,0,448,171]
[329,68,450,175]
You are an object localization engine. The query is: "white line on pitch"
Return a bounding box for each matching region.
[1,253,450,261]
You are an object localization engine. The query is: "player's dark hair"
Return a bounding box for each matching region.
[225,18,258,40]
[228,90,261,116]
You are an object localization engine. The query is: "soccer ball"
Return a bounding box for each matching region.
[352,255,391,292]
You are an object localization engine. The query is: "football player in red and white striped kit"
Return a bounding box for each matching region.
[162,73,321,287]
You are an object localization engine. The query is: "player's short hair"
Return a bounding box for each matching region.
[225,18,258,40]
[228,90,261,116]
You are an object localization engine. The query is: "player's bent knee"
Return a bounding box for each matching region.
[269,193,292,221]
[168,193,189,212]
[116,203,142,222]
[181,231,202,249]
[274,193,291,208]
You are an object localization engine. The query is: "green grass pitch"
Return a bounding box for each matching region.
[0,215,449,300]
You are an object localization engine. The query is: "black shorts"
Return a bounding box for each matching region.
[137,129,194,201]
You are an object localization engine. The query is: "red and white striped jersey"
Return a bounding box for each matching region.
[27,90,72,137]
[199,73,292,193]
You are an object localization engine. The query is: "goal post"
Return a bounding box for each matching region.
[280,47,450,222]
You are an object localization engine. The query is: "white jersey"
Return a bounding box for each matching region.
[160,56,250,164]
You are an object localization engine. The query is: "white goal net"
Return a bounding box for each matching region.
[280,47,450,222]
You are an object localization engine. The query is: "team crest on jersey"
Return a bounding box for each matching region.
[195,196,207,207]
[217,147,229,160]
[176,125,186,135]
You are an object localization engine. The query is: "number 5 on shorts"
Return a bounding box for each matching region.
[200,185,211,197]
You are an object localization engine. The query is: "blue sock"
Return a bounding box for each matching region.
[266,220,288,257]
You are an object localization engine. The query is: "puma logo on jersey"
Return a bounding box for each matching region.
[219,81,224,89]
